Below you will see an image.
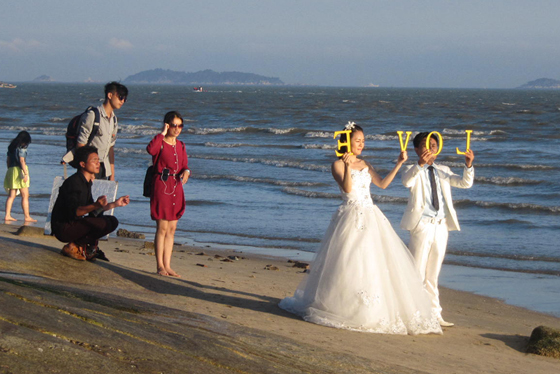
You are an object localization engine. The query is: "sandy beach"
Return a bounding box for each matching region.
[1,222,559,373]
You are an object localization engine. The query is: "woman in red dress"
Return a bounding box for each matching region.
[147,111,190,277]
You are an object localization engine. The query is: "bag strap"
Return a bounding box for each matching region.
[85,106,101,146]
[153,143,164,170]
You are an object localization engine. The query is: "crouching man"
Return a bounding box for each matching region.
[51,146,130,261]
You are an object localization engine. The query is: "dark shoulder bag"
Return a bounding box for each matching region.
[143,144,163,198]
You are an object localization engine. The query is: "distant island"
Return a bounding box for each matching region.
[33,75,55,82]
[123,69,284,85]
[517,78,560,89]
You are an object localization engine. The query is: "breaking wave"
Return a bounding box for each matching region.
[195,174,328,188]
[475,176,543,186]
[190,154,330,172]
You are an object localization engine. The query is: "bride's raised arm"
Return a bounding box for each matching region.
[368,151,408,190]
[332,153,355,193]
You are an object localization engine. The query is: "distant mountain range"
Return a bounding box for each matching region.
[33,75,55,82]
[123,69,284,85]
[517,78,560,89]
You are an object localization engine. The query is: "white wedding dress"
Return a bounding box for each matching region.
[279,167,442,335]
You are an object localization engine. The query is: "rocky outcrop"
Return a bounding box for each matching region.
[116,228,146,239]
[527,326,560,358]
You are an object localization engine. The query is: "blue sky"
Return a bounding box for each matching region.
[2,0,559,88]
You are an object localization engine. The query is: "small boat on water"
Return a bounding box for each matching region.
[0,82,17,89]
[193,86,205,92]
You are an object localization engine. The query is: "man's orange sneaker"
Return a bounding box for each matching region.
[60,242,86,261]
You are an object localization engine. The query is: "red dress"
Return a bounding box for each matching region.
[147,134,189,221]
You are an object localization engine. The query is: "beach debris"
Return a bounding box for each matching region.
[114,249,130,253]
[264,264,279,271]
[214,254,223,259]
[227,255,240,261]
[196,263,208,268]
[196,252,207,256]
[249,275,256,278]
[221,258,234,263]
[143,241,155,250]
[16,226,45,238]
[527,325,560,358]
[291,261,310,270]
[116,229,146,239]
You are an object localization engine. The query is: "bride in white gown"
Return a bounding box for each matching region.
[279,123,442,335]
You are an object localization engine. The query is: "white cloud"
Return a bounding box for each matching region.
[108,38,134,50]
[0,38,44,53]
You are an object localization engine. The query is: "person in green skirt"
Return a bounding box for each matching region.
[4,131,36,222]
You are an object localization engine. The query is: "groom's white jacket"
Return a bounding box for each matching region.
[400,163,474,232]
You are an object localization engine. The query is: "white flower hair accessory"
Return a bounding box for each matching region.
[345,121,356,131]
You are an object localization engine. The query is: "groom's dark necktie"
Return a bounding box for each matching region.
[428,166,440,211]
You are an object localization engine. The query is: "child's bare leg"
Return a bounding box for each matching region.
[20,188,37,222]
[4,189,17,221]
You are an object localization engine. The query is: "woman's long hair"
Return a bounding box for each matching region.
[8,131,31,155]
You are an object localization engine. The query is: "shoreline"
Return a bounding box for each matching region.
[1,222,560,372]
[4,215,560,319]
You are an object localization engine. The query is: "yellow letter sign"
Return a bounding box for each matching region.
[426,131,444,156]
[456,130,473,154]
[333,130,352,157]
[397,131,413,152]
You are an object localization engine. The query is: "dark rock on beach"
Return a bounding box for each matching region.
[292,261,310,270]
[16,226,45,238]
[527,326,560,358]
[116,228,146,239]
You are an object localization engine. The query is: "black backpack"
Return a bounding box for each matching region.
[65,106,101,151]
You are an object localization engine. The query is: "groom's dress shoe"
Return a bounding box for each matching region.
[438,318,454,327]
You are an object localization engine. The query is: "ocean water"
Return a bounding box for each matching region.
[1,83,559,315]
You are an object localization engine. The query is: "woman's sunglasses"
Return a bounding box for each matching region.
[169,124,184,128]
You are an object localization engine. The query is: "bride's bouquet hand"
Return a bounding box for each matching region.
[342,152,356,166]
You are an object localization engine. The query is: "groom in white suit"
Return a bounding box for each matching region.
[401,132,474,327]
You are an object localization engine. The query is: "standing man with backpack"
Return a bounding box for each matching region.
[75,81,128,181]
